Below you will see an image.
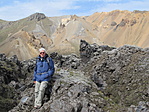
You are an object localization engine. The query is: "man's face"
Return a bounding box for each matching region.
[39,50,46,57]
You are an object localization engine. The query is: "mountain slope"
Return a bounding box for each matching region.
[0,13,54,60]
[0,11,149,60]
[85,10,149,48]
[49,15,101,55]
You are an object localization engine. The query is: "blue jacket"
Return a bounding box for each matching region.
[33,54,55,82]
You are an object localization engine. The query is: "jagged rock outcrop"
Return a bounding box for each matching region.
[80,40,115,63]
[28,13,46,21]
[50,52,81,69]
[81,41,149,111]
[0,54,23,111]
[1,40,148,112]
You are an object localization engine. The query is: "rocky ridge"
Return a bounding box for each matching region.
[0,40,148,112]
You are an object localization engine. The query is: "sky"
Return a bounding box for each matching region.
[0,0,149,21]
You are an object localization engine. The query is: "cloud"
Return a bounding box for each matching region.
[0,0,149,21]
[88,0,122,1]
[61,0,122,1]
[86,0,149,14]
[0,0,79,21]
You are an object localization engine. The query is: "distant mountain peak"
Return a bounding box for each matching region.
[0,10,149,60]
[28,12,46,21]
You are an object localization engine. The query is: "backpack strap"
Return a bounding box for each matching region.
[46,57,50,65]
[36,57,39,63]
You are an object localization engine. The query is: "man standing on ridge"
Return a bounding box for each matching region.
[33,48,55,109]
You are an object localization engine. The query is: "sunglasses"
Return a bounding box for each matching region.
[40,52,45,54]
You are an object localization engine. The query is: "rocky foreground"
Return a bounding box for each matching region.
[0,40,148,112]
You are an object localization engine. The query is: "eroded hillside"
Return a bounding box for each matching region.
[0,11,149,60]
[85,10,149,48]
